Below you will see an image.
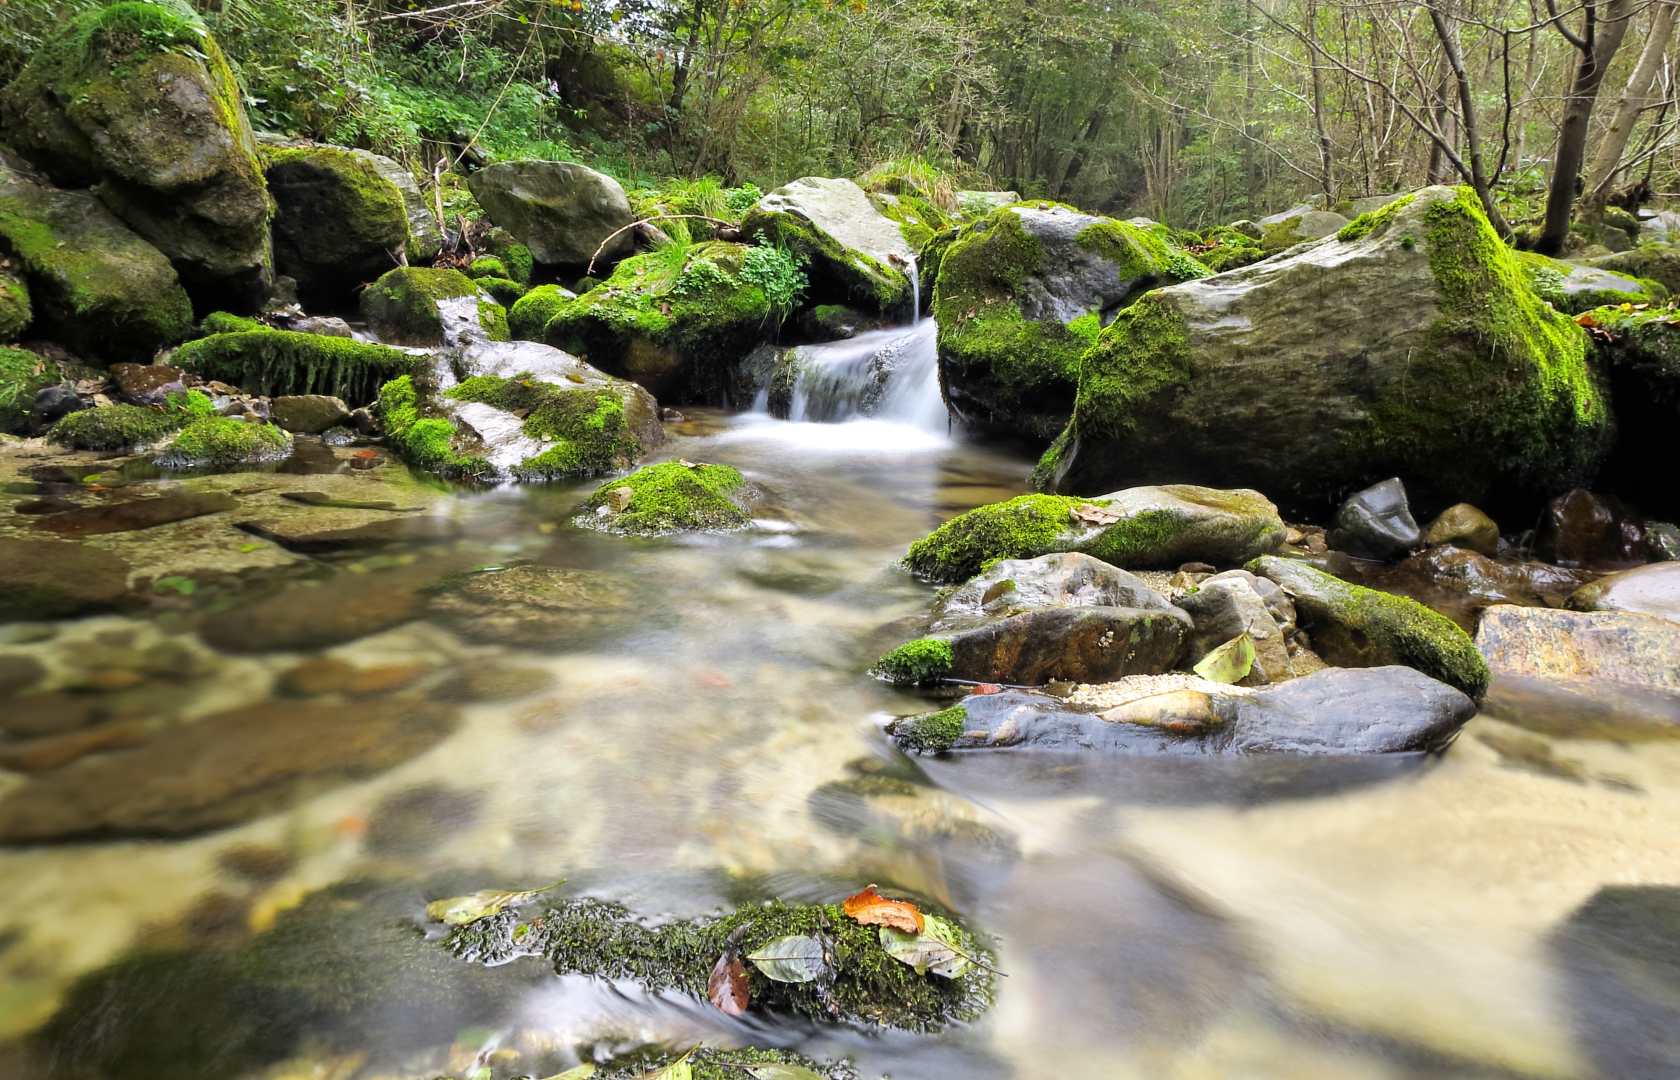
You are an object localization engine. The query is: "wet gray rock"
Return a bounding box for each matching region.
[933,552,1181,626]
[1174,569,1295,684]
[427,565,636,646]
[109,363,189,406]
[466,160,633,267]
[743,176,914,313]
[1330,478,1420,559]
[0,537,133,620]
[270,394,350,434]
[1570,562,1680,623]
[266,146,411,302]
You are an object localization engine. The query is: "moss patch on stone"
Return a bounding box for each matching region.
[873,636,955,685]
[467,256,508,280]
[375,374,491,481]
[507,283,574,340]
[1056,293,1192,444]
[48,390,212,451]
[578,461,749,533]
[158,416,291,468]
[198,310,266,335]
[265,145,407,295]
[473,275,525,306]
[904,494,1083,582]
[0,267,30,340]
[171,328,419,405]
[359,267,491,346]
[0,345,55,433]
[889,705,970,754]
[445,373,647,479]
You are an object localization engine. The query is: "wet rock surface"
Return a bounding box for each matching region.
[1568,561,1680,623]
[466,160,634,267]
[0,537,133,620]
[1475,605,1680,692]
[1328,477,1420,559]
[426,565,636,646]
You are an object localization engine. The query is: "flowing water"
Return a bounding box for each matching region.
[2,326,1679,1079]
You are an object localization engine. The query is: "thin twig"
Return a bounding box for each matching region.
[584,214,737,275]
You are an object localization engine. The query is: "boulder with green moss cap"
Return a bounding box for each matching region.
[170,324,420,406]
[0,149,192,361]
[157,416,291,469]
[466,159,634,267]
[1588,243,1680,295]
[1,0,272,308]
[743,176,913,314]
[507,283,576,340]
[934,202,1210,439]
[0,346,59,434]
[351,146,443,263]
[265,146,410,303]
[1248,554,1490,698]
[47,389,214,451]
[359,267,508,346]
[1515,250,1667,313]
[577,460,752,533]
[904,484,1285,584]
[1035,186,1612,515]
[1256,206,1349,251]
[545,241,786,401]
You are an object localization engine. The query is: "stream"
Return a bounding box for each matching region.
[2,320,1679,1079]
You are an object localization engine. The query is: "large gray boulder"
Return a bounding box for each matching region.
[466,160,633,267]
[1035,186,1611,513]
[0,3,272,308]
[743,177,914,314]
[354,148,443,262]
[933,203,1208,438]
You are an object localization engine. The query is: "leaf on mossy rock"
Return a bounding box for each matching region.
[538,1066,596,1080]
[841,883,924,933]
[878,913,972,979]
[707,949,751,1015]
[637,1054,692,1080]
[424,880,563,925]
[1070,502,1119,526]
[1192,633,1255,684]
[745,1065,826,1080]
[746,933,830,983]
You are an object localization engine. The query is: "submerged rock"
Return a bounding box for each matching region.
[1329,477,1420,559]
[743,176,914,314]
[576,460,753,533]
[903,484,1285,583]
[1475,605,1680,692]
[1249,555,1489,698]
[1533,488,1653,569]
[467,159,634,267]
[265,145,410,303]
[29,490,239,535]
[428,565,636,645]
[1035,187,1610,513]
[934,203,1208,438]
[0,536,132,620]
[887,666,1473,755]
[0,150,192,360]
[0,2,272,307]
[1569,562,1680,622]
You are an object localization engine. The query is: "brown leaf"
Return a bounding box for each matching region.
[1070,502,1120,526]
[676,458,706,469]
[842,884,925,934]
[972,683,1003,696]
[1575,312,1599,327]
[707,950,750,1016]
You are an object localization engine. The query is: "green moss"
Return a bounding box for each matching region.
[471,275,524,306]
[579,461,749,533]
[0,268,30,340]
[1197,226,1264,272]
[158,416,290,468]
[872,637,955,686]
[1076,219,1210,282]
[358,266,482,346]
[507,284,574,341]
[1064,293,1193,442]
[499,243,534,285]
[1249,555,1490,698]
[476,296,511,340]
[890,705,970,754]
[904,494,1083,582]
[48,390,212,451]
[1336,193,1419,242]
[444,894,991,1033]
[171,329,418,405]
[375,374,491,480]
[265,146,406,283]
[444,373,646,479]
[0,345,54,433]
[467,256,509,280]
[198,310,266,335]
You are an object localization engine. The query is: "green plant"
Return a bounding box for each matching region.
[739,244,808,321]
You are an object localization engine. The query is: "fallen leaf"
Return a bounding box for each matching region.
[333,814,368,837]
[972,682,1003,695]
[1575,311,1599,327]
[1192,633,1255,684]
[746,933,828,983]
[638,1052,693,1080]
[842,884,924,933]
[707,950,750,1015]
[1070,502,1120,526]
[424,880,563,925]
[538,1066,596,1080]
[879,913,972,979]
[746,1066,825,1080]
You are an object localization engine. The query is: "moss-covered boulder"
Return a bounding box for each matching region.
[156,415,290,468]
[743,176,914,314]
[577,460,752,533]
[377,340,662,483]
[1249,555,1489,698]
[1588,243,1680,295]
[1198,224,1265,271]
[466,159,634,267]
[0,149,192,360]
[544,241,780,400]
[444,892,992,1032]
[1516,251,1666,313]
[170,324,419,406]
[266,146,409,303]
[507,282,576,340]
[1257,206,1350,251]
[1584,304,1680,516]
[0,262,30,340]
[356,147,443,263]
[0,345,58,433]
[47,389,212,451]
[1,1,271,308]
[904,484,1285,584]
[933,202,1209,439]
[1036,187,1612,514]
[359,267,508,346]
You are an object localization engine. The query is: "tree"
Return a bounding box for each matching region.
[1535,0,1638,252]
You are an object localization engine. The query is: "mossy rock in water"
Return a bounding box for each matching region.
[265,145,410,304]
[443,893,993,1032]
[376,373,492,481]
[577,461,751,533]
[1036,186,1612,515]
[904,484,1284,584]
[0,0,272,308]
[742,176,914,315]
[1582,303,1680,517]
[1514,250,1666,314]
[1248,555,1489,698]
[508,282,576,340]
[0,345,58,434]
[544,241,777,401]
[0,149,193,360]
[359,266,507,346]
[443,367,663,481]
[171,325,420,406]
[596,1046,843,1080]
[156,416,291,469]
[47,390,213,451]
[0,264,30,340]
[933,203,1209,440]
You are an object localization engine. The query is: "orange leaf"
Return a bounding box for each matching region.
[1575,312,1599,327]
[841,883,924,934]
[973,683,1003,695]
[707,950,750,1016]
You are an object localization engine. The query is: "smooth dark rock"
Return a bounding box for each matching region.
[940,605,1192,686]
[1329,477,1420,559]
[32,384,86,424]
[235,515,460,554]
[0,537,132,620]
[109,363,188,406]
[269,394,350,434]
[31,493,238,538]
[1535,489,1650,569]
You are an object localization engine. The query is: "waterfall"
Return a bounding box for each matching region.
[756,321,948,434]
[908,256,920,326]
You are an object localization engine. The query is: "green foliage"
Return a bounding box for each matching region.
[738,244,808,321]
[0,346,55,433]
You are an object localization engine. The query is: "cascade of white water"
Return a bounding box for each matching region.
[763,321,947,434]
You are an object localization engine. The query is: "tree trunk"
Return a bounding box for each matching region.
[1536,0,1636,253]
[1585,0,1676,201]
[1426,0,1512,236]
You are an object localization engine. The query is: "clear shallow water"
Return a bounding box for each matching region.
[1,407,1679,1079]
